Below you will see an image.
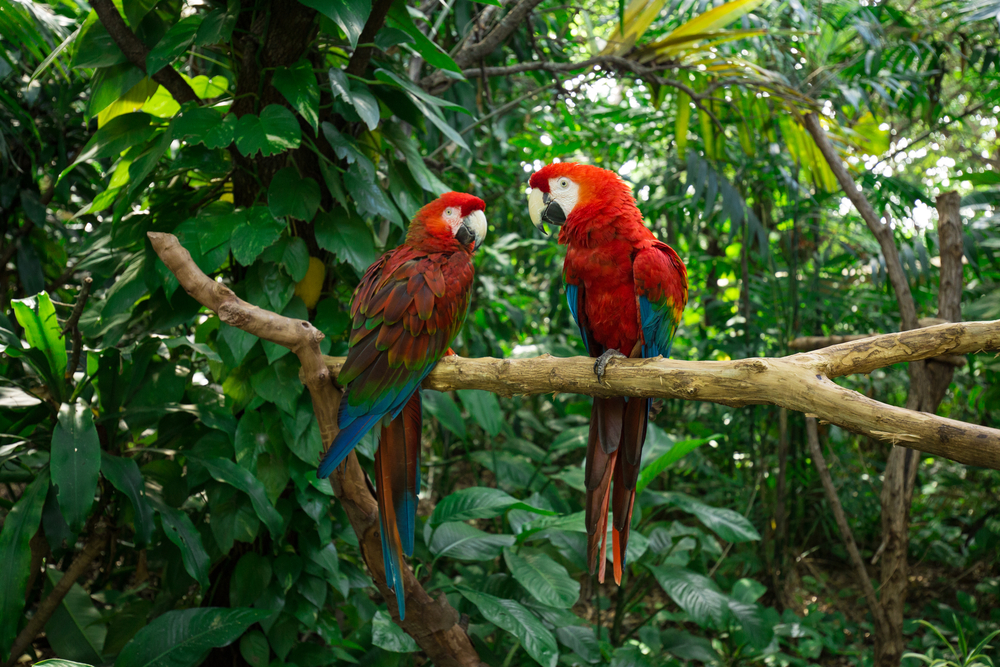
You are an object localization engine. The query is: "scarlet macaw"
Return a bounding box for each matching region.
[317,192,488,619]
[528,163,688,584]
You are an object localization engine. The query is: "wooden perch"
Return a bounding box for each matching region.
[147,233,483,667]
[789,318,966,367]
[321,320,1000,470]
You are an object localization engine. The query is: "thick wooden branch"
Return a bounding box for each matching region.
[91,0,198,105]
[322,320,1000,470]
[147,233,482,667]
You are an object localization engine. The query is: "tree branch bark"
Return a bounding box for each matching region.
[90,0,198,105]
[147,232,483,667]
[312,319,1000,470]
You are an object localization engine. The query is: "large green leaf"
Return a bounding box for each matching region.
[652,492,760,543]
[273,59,320,133]
[114,607,269,667]
[648,565,728,626]
[174,106,235,149]
[422,390,466,440]
[234,105,302,157]
[101,452,155,546]
[268,167,320,221]
[35,661,99,666]
[43,568,106,665]
[146,15,202,75]
[314,209,377,274]
[12,292,67,384]
[230,552,273,608]
[155,501,211,588]
[51,403,102,533]
[299,0,369,46]
[459,588,558,667]
[457,389,503,436]
[385,3,460,73]
[195,457,284,537]
[231,207,285,266]
[194,0,239,45]
[427,522,514,561]
[430,487,555,526]
[328,69,379,130]
[504,548,580,608]
[0,470,49,658]
[635,435,717,493]
[372,610,418,652]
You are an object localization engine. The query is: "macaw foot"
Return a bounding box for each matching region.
[594,349,627,383]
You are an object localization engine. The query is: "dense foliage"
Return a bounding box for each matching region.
[1,0,999,665]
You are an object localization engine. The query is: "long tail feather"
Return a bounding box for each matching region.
[375,418,407,619]
[317,412,382,478]
[584,397,624,574]
[400,391,422,557]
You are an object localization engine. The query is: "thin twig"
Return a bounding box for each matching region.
[61,277,92,380]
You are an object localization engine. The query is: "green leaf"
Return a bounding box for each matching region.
[382,124,449,194]
[230,552,273,608]
[328,69,379,130]
[51,403,102,533]
[457,389,503,436]
[648,565,728,627]
[194,0,239,46]
[146,15,202,75]
[430,487,556,526]
[0,470,49,658]
[314,209,377,274]
[516,511,586,543]
[343,162,401,224]
[73,17,127,68]
[301,0,370,46]
[273,59,320,134]
[234,105,302,157]
[239,629,269,667]
[174,107,235,149]
[12,292,68,383]
[654,492,760,543]
[458,588,558,667]
[726,598,772,648]
[556,626,601,664]
[43,568,106,665]
[635,435,717,494]
[89,63,146,119]
[385,4,461,73]
[196,457,284,537]
[422,390,466,440]
[428,522,514,561]
[231,207,285,266]
[34,661,99,666]
[155,501,211,588]
[268,167,320,221]
[101,452,155,546]
[730,578,767,604]
[114,608,269,667]
[660,629,719,662]
[504,548,580,608]
[372,610,418,652]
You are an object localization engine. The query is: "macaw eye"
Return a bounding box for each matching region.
[558,178,570,189]
[444,207,457,218]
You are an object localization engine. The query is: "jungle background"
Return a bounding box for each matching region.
[1,0,1000,665]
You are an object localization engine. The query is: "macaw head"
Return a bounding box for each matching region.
[527,162,631,234]
[409,192,488,252]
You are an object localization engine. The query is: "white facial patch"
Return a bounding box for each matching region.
[548,176,580,217]
[443,206,462,232]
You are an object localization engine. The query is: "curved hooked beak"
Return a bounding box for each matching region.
[456,209,487,251]
[527,189,567,234]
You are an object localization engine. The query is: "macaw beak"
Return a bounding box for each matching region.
[528,189,566,234]
[456,209,487,251]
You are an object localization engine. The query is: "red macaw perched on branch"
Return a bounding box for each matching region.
[317,192,487,619]
[528,163,688,585]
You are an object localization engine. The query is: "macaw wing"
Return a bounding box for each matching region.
[566,281,603,357]
[634,242,689,360]
[317,250,473,477]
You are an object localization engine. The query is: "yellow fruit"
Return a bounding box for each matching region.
[295,257,326,309]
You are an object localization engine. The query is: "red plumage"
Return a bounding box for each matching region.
[530,163,688,585]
